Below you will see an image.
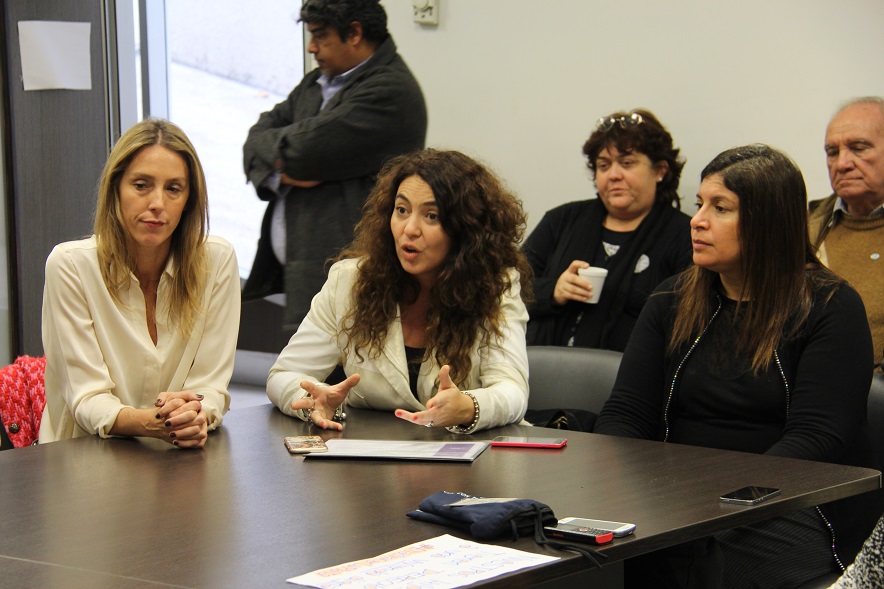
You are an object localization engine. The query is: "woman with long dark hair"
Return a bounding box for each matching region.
[595,145,878,587]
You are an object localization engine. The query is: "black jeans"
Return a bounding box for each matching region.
[625,508,838,589]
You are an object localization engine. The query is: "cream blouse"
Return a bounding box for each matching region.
[39,235,240,442]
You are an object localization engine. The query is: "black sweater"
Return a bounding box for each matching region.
[524,199,692,351]
[595,276,879,562]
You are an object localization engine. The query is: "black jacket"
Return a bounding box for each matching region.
[524,199,692,350]
[242,36,427,328]
[596,276,880,562]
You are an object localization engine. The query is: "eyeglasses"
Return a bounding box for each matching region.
[595,112,644,131]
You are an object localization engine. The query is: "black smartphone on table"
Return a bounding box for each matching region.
[719,486,781,505]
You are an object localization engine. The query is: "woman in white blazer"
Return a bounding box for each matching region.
[267,149,532,433]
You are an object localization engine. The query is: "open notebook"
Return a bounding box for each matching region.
[304,439,490,462]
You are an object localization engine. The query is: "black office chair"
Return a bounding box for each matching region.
[525,346,623,429]
[868,373,884,477]
[797,373,884,589]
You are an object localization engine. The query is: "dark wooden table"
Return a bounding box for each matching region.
[0,404,879,589]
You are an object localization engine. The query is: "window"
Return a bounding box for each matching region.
[121,0,305,277]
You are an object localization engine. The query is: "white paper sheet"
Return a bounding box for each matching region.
[288,533,559,588]
[18,21,92,91]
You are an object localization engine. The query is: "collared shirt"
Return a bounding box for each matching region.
[39,236,240,442]
[829,197,884,227]
[270,56,373,264]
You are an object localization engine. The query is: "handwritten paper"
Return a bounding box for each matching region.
[18,21,92,91]
[288,533,558,588]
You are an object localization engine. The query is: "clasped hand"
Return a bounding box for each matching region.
[153,390,208,448]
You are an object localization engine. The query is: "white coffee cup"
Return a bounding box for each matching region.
[577,267,608,304]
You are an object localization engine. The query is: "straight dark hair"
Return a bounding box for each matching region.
[669,144,841,372]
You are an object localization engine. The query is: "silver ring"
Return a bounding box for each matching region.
[426,420,434,428]
[309,396,316,410]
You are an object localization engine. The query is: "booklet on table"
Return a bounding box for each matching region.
[303,439,489,462]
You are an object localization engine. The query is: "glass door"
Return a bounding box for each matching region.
[116,0,305,278]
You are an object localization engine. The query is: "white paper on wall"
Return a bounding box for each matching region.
[18,20,92,91]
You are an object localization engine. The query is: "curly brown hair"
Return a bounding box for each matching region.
[338,149,533,386]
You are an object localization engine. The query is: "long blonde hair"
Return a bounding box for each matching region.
[93,118,209,337]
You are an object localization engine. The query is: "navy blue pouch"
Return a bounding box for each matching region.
[407,491,608,567]
[406,491,557,540]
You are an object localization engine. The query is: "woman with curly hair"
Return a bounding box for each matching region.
[267,149,532,432]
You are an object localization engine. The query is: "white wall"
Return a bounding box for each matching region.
[384,0,884,233]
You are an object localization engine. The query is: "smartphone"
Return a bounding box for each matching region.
[543,522,615,545]
[720,486,781,505]
[490,436,567,448]
[284,435,328,454]
[555,517,636,537]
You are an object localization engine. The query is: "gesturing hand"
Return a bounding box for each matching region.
[395,365,474,429]
[290,374,361,431]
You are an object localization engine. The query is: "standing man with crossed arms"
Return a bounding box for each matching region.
[243,0,427,330]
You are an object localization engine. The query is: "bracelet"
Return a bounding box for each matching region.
[299,393,316,422]
[447,391,479,434]
[299,396,346,422]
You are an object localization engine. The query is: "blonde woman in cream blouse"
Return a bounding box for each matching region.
[39,119,240,448]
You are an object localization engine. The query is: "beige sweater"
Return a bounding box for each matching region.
[810,195,884,371]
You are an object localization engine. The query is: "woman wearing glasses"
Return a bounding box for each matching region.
[524,109,692,351]
[595,145,876,588]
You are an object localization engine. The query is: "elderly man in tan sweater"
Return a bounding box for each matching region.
[811,97,884,373]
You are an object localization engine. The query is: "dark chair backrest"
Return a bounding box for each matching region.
[796,374,884,589]
[526,346,623,414]
[868,374,884,466]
